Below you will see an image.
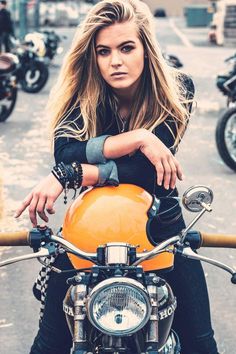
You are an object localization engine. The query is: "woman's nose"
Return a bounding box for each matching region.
[111,51,123,67]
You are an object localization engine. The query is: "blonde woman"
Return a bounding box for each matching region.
[16,0,218,353]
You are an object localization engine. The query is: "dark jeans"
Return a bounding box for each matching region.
[30,253,218,354]
[0,32,11,52]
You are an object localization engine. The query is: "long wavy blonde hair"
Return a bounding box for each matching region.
[49,0,192,147]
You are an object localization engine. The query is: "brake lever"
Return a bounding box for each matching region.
[181,247,236,284]
[0,248,50,268]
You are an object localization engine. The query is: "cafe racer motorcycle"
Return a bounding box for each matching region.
[0,184,236,354]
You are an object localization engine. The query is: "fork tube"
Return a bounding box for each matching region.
[146,285,159,350]
[73,284,87,352]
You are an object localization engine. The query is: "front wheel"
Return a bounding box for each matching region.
[0,84,17,122]
[216,107,236,171]
[20,61,49,93]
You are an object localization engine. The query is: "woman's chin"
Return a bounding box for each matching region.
[109,82,136,92]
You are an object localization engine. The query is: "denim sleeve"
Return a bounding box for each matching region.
[86,135,111,164]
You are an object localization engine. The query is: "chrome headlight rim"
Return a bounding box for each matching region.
[87,277,151,336]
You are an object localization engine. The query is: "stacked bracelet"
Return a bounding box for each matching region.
[52,162,83,204]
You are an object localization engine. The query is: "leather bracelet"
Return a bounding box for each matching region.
[52,162,83,204]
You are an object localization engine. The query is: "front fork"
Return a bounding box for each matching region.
[72,284,88,354]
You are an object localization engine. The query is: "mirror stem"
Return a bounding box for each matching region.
[180,205,210,244]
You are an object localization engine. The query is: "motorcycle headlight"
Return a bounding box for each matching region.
[87,277,151,336]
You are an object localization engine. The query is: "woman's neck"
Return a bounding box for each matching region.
[114,93,133,120]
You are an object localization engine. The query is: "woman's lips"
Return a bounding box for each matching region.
[111,72,127,77]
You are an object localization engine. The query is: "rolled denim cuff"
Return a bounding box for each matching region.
[86,135,111,164]
[96,160,119,187]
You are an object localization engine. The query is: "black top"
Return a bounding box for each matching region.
[54,75,195,241]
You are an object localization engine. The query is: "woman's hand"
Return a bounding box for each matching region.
[140,131,183,190]
[14,173,63,227]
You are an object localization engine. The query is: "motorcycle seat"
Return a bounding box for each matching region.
[0,53,18,76]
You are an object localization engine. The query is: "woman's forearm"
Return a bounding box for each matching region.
[103,128,149,159]
[81,164,99,186]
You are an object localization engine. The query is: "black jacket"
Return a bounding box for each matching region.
[0,8,13,34]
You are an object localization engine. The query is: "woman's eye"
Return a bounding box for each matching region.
[97,48,110,56]
[121,45,134,53]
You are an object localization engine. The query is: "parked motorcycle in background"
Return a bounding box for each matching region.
[0,184,236,354]
[216,53,236,107]
[10,36,49,94]
[0,53,19,122]
[216,53,236,171]
[40,31,66,62]
[24,31,66,64]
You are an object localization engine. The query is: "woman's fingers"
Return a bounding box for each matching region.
[155,161,164,186]
[156,156,183,190]
[14,192,33,218]
[168,159,177,190]
[172,157,183,181]
[14,174,63,226]
[45,196,56,215]
[28,193,44,226]
[162,159,172,190]
[36,195,49,225]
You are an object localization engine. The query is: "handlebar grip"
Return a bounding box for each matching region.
[0,230,30,246]
[200,232,236,248]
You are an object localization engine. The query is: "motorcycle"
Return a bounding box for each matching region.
[216,53,236,107]
[0,53,19,122]
[24,31,66,64]
[40,30,66,61]
[215,54,236,171]
[0,184,236,354]
[10,36,49,94]
[216,105,236,171]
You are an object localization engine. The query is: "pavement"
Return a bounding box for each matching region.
[0,16,236,354]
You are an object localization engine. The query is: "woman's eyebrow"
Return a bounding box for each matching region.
[96,40,136,49]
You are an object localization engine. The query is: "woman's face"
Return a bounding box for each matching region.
[95,21,145,96]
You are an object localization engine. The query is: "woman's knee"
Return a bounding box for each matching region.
[30,322,72,354]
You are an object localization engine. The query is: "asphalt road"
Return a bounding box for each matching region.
[0,18,235,354]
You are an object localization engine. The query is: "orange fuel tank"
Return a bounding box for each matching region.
[62,184,174,271]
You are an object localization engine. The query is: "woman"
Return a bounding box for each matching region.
[15,0,218,353]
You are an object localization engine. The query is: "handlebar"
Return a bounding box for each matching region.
[199,232,236,248]
[0,230,30,246]
[0,229,236,250]
[0,228,236,283]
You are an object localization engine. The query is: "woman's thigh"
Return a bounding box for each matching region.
[163,255,218,354]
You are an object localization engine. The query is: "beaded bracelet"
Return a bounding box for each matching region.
[52,161,83,204]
